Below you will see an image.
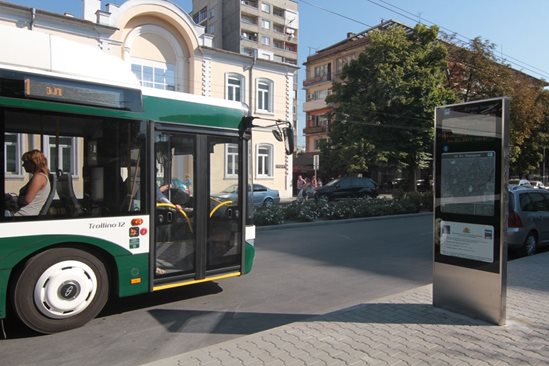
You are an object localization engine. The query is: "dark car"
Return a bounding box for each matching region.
[315,176,378,200]
[416,179,432,192]
[507,185,549,256]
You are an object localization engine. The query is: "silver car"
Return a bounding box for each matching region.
[214,184,280,207]
[507,186,549,255]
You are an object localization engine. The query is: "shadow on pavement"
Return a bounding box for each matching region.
[319,302,492,326]
[1,282,224,340]
[148,308,314,335]
[147,301,491,337]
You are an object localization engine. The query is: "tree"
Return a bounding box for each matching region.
[444,35,549,176]
[323,24,455,188]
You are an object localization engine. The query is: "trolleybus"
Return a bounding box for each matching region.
[0,26,293,334]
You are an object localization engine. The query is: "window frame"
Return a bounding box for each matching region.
[131,58,176,91]
[225,143,239,178]
[261,19,271,29]
[225,73,245,102]
[4,132,23,177]
[256,78,274,114]
[256,143,273,178]
[44,135,79,178]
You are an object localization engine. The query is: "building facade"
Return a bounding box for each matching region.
[0,0,297,198]
[190,0,299,145]
[190,0,298,65]
[302,21,399,154]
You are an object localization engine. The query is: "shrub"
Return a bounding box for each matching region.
[284,200,320,222]
[254,193,430,226]
[254,205,286,226]
[392,191,433,211]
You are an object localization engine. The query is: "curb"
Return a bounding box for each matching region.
[256,211,433,231]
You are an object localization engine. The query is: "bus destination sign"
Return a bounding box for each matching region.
[24,76,141,111]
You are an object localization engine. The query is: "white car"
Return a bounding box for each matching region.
[530,181,547,189]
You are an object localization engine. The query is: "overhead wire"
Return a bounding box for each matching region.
[297,0,549,80]
[365,0,549,80]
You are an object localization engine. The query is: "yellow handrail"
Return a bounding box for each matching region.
[156,202,193,233]
[209,200,233,218]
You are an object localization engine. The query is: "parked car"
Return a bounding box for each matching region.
[509,179,532,188]
[315,176,378,200]
[416,179,432,192]
[507,185,549,256]
[214,184,280,207]
[530,180,547,189]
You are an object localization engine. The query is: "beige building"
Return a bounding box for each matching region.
[190,0,299,144]
[0,0,297,198]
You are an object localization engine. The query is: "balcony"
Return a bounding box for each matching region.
[241,0,258,9]
[303,125,327,135]
[241,13,258,25]
[241,31,258,42]
[303,75,331,87]
[303,99,327,112]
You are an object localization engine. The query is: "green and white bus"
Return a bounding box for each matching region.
[0,27,293,334]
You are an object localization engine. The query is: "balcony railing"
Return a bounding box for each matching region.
[241,0,258,9]
[303,74,332,87]
[303,125,327,134]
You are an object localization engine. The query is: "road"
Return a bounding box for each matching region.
[0,213,433,366]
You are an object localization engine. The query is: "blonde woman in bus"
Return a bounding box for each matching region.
[14,150,50,216]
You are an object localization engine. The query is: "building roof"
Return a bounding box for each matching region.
[304,20,409,65]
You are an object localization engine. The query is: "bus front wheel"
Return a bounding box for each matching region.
[12,247,109,334]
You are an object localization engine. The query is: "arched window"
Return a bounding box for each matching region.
[125,25,187,92]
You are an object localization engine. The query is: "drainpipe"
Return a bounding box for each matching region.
[247,50,256,117]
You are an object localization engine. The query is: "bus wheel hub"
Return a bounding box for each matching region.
[58,281,80,300]
[34,260,98,319]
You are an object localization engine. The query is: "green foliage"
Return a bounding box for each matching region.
[284,200,321,222]
[444,35,549,177]
[323,24,455,180]
[253,205,286,226]
[392,191,433,211]
[254,196,424,226]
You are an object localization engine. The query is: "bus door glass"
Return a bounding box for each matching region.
[207,137,241,271]
[154,132,196,278]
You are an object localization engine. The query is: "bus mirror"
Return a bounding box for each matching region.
[272,129,283,142]
[283,127,295,155]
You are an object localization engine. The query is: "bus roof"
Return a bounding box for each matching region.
[0,25,140,89]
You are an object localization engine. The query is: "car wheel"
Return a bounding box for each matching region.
[12,247,109,334]
[523,232,538,256]
[263,197,274,207]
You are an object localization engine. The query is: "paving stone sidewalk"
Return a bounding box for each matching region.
[144,252,549,366]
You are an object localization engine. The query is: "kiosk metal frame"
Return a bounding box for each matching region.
[433,97,510,325]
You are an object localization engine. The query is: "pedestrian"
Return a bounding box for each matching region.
[296,174,306,195]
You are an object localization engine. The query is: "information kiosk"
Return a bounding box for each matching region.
[433,97,510,325]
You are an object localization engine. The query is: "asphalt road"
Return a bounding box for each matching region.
[0,213,433,366]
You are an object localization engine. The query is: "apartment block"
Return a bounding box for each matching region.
[191,0,298,65]
[303,21,402,154]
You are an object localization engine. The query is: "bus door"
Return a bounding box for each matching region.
[153,130,242,281]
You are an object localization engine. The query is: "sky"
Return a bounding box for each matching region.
[6,0,549,146]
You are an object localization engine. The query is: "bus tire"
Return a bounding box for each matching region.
[12,247,109,334]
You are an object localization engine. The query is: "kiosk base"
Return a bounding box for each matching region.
[433,262,506,325]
